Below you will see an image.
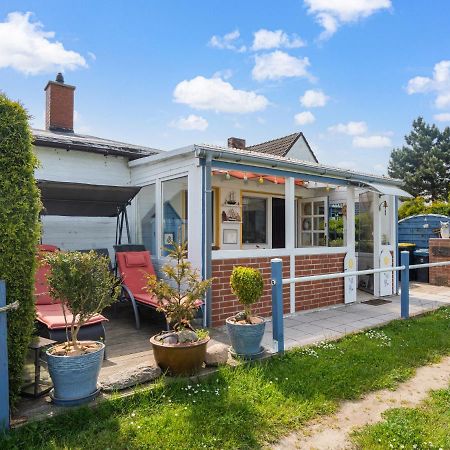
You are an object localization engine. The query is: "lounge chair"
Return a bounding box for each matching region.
[115,250,158,329]
[35,244,108,343]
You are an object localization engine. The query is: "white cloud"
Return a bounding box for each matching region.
[252,29,306,51]
[170,114,208,131]
[434,113,450,122]
[328,121,368,135]
[304,0,391,40]
[300,89,329,107]
[407,60,450,109]
[209,29,246,52]
[173,76,268,113]
[252,50,312,81]
[0,12,87,75]
[294,111,315,125]
[212,69,233,80]
[352,135,392,148]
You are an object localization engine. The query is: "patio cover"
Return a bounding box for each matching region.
[359,181,412,198]
[37,180,141,217]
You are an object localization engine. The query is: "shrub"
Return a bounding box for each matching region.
[146,241,213,331]
[0,93,41,405]
[45,251,120,352]
[230,266,264,321]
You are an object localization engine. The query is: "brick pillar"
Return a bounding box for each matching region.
[429,238,450,286]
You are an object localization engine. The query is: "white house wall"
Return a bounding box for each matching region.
[35,145,132,257]
[285,136,316,162]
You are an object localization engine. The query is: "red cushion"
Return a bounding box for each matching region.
[116,251,156,296]
[133,292,159,307]
[35,245,61,305]
[36,304,107,330]
[125,253,147,267]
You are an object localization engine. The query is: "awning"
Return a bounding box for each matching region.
[38,180,141,217]
[358,181,413,198]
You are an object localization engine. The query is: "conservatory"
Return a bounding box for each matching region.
[129,142,411,327]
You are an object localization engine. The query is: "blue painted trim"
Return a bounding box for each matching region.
[271,259,284,353]
[201,160,206,327]
[0,280,9,431]
[211,160,351,187]
[400,251,410,319]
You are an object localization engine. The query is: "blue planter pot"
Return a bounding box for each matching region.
[226,317,265,357]
[46,342,104,405]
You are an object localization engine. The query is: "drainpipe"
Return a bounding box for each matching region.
[203,154,213,327]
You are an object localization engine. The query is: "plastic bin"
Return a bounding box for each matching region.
[413,248,429,283]
[398,243,416,281]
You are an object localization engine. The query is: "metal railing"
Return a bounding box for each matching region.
[0,280,12,431]
[270,251,450,354]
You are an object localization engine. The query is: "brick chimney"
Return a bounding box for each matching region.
[228,137,246,150]
[44,73,75,132]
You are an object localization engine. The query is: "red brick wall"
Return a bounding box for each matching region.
[295,254,345,311]
[211,253,345,327]
[429,239,450,286]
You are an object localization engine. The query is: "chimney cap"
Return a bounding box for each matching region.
[55,72,64,83]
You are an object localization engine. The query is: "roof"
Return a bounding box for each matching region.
[32,128,160,160]
[245,132,318,162]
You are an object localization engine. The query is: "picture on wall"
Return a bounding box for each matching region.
[164,232,175,245]
[223,229,238,244]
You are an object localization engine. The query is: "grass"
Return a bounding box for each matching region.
[2,307,450,450]
[352,387,450,449]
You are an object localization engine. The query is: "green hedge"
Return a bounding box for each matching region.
[398,196,450,220]
[0,93,41,405]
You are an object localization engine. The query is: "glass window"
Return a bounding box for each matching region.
[162,176,188,254]
[328,202,347,247]
[137,184,156,256]
[298,198,327,247]
[242,196,267,244]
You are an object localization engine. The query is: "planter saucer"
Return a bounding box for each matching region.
[50,388,101,406]
[229,346,266,361]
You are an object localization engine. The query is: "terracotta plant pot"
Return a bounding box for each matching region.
[150,335,210,376]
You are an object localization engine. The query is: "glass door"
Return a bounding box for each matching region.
[357,191,374,293]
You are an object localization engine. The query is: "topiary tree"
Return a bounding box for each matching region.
[230,266,264,323]
[45,251,121,353]
[0,93,41,405]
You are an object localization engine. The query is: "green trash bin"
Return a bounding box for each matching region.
[398,243,416,281]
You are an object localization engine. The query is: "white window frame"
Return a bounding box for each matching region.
[297,196,328,247]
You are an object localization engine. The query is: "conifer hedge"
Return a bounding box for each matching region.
[0,93,41,405]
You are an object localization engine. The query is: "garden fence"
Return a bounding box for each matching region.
[270,251,450,354]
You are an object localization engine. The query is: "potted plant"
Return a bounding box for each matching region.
[226,266,265,358]
[147,241,213,375]
[44,251,120,405]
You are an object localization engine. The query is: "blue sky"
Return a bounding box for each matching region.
[1,1,450,175]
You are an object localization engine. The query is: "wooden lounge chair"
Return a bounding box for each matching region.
[115,250,158,329]
[35,244,108,343]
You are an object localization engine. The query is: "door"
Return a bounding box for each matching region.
[357,191,374,294]
[272,198,285,248]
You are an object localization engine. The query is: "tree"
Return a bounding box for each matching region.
[388,117,450,200]
[0,93,41,405]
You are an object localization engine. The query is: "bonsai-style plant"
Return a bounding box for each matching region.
[45,251,120,355]
[147,241,213,339]
[147,241,213,375]
[229,266,264,324]
[226,266,266,358]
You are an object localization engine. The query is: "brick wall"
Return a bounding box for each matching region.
[45,81,75,132]
[211,253,345,327]
[429,238,450,286]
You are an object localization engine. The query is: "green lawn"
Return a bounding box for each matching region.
[352,387,450,449]
[2,307,450,450]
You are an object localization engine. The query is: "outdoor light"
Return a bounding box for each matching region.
[243,172,248,183]
[225,171,231,180]
[258,176,264,184]
[274,177,278,184]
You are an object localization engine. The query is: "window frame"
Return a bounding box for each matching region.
[297,196,328,247]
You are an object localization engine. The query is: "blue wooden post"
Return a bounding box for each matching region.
[0,281,9,431]
[271,258,284,353]
[400,251,410,319]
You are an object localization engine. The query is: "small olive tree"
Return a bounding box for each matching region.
[45,251,120,351]
[230,266,264,322]
[147,241,213,331]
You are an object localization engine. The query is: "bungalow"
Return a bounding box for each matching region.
[33,75,410,328]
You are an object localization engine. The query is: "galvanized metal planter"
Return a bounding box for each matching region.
[46,341,105,406]
[226,317,265,357]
